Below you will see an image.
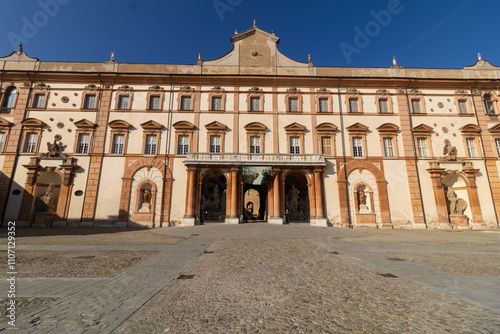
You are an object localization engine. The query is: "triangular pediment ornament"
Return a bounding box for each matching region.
[74,119,96,129]
[205,121,227,131]
[412,123,433,133]
[244,122,267,132]
[284,122,306,132]
[0,42,38,62]
[109,119,133,129]
[21,118,45,128]
[488,124,500,133]
[376,123,399,132]
[141,120,164,130]
[459,124,481,133]
[0,117,13,128]
[346,122,369,132]
[173,121,197,131]
[230,26,280,46]
[316,122,338,132]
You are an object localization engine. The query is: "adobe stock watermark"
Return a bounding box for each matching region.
[213,0,244,22]
[339,0,404,64]
[7,0,71,51]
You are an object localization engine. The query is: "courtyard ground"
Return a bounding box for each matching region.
[1,225,499,333]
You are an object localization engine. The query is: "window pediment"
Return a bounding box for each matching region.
[173,121,196,131]
[488,124,500,133]
[459,124,481,133]
[346,122,369,132]
[316,122,338,132]
[140,120,164,130]
[376,123,399,132]
[244,122,267,132]
[21,118,46,128]
[74,119,96,129]
[412,124,433,133]
[0,117,13,128]
[109,119,133,130]
[205,121,227,131]
[284,122,306,132]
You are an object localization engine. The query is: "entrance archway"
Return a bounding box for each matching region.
[284,172,309,223]
[243,185,267,222]
[200,170,227,223]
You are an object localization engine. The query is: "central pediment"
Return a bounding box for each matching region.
[202,24,310,75]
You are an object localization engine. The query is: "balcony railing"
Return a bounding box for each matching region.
[185,153,325,166]
[0,108,12,114]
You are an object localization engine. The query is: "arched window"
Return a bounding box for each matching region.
[2,86,17,112]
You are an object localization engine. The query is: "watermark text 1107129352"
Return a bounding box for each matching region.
[6,221,16,327]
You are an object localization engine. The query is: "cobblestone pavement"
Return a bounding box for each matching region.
[1,225,499,333]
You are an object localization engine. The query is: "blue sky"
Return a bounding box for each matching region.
[0,0,497,69]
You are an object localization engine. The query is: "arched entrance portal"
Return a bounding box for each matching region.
[32,171,62,225]
[284,172,309,223]
[243,185,267,222]
[200,170,227,223]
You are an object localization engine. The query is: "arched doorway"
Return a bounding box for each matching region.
[243,185,267,222]
[32,171,62,225]
[200,170,227,223]
[284,172,309,223]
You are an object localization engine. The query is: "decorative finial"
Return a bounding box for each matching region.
[235,28,238,34]
[198,52,202,60]
[272,30,275,35]
[478,53,482,61]
[308,53,311,62]
[253,19,256,27]
[393,56,397,66]
[18,42,23,53]
[110,52,115,62]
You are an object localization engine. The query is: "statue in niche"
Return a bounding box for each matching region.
[286,185,300,214]
[44,135,67,159]
[35,183,57,213]
[446,188,467,215]
[139,187,152,213]
[442,139,457,161]
[211,184,221,211]
[357,188,370,214]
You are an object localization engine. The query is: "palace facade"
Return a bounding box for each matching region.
[1,25,499,230]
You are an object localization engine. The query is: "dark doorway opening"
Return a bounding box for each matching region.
[284,172,310,223]
[243,184,267,222]
[200,171,227,223]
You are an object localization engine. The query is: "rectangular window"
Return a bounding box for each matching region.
[250,136,261,154]
[484,95,495,114]
[288,98,299,112]
[145,135,157,155]
[417,138,428,157]
[319,98,329,112]
[349,98,359,113]
[290,136,300,154]
[118,95,129,110]
[77,133,90,154]
[379,99,389,113]
[210,135,221,153]
[25,133,37,153]
[211,96,222,111]
[180,96,192,110]
[321,137,332,155]
[411,99,421,113]
[34,94,45,108]
[353,137,363,157]
[178,135,189,155]
[466,138,477,157]
[383,137,394,157]
[0,133,5,152]
[250,97,260,111]
[112,134,125,154]
[458,100,468,114]
[84,95,96,109]
[496,139,500,157]
[149,96,160,110]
